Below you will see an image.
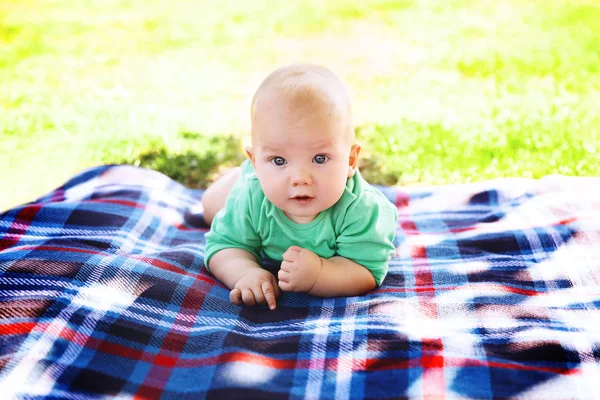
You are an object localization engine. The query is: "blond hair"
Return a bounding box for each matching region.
[251,64,354,141]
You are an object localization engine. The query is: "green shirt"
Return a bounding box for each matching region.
[204,160,398,286]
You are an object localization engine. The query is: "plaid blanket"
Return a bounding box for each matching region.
[1,165,599,399]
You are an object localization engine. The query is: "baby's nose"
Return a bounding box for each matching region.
[291,168,312,186]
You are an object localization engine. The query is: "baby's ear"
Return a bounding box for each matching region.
[245,146,255,162]
[348,143,361,178]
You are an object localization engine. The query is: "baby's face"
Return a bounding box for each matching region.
[248,102,359,224]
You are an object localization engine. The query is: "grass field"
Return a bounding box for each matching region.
[1,0,599,211]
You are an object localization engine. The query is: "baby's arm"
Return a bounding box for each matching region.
[209,248,280,310]
[278,246,376,297]
[310,255,377,296]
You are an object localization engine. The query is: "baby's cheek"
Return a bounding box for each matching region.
[262,184,284,204]
[324,180,346,203]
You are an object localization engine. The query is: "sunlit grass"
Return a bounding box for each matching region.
[1,0,599,211]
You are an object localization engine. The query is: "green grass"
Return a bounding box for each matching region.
[1,0,599,211]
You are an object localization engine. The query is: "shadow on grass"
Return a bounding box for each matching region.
[122,132,246,189]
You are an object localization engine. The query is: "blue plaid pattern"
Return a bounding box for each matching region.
[1,165,599,399]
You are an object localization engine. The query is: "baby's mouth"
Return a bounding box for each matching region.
[291,195,314,205]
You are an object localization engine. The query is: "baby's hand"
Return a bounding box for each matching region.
[278,246,323,292]
[230,268,280,310]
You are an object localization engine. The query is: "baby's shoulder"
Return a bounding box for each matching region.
[338,187,397,241]
[221,166,264,212]
[344,176,394,210]
[351,187,396,219]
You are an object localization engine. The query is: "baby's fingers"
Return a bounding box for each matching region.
[241,288,257,306]
[262,281,278,310]
[278,268,290,283]
[282,246,302,261]
[230,288,242,305]
[278,280,292,292]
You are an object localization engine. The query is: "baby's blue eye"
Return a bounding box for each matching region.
[271,157,287,166]
[313,155,328,164]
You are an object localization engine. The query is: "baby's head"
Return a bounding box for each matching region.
[246,63,361,224]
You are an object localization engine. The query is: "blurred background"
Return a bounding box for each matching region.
[1,0,599,212]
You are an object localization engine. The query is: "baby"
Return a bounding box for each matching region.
[203,63,397,310]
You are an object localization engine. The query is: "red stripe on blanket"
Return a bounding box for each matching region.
[422,354,444,368]
[123,255,215,283]
[0,321,37,336]
[557,217,577,225]
[130,255,189,275]
[376,287,441,293]
[0,205,42,251]
[377,284,541,296]
[400,220,418,234]
[459,357,580,376]
[87,199,145,209]
[364,355,579,375]
[399,222,478,235]
[153,353,179,367]
[396,192,410,208]
[93,338,155,363]
[174,223,209,232]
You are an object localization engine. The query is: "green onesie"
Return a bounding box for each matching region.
[204,160,398,286]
